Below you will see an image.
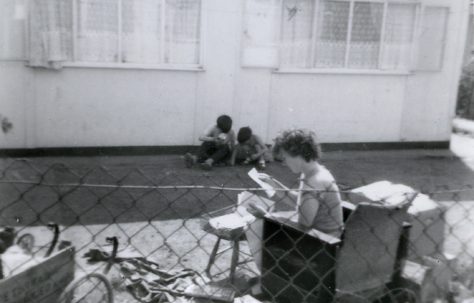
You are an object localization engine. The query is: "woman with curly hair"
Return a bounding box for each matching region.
[248,129,343,238]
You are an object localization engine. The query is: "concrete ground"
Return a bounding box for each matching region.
[1,132,474,302]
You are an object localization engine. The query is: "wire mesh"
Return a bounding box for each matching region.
[0,159,473,303]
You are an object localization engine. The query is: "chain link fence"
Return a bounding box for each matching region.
[0,159,473,303]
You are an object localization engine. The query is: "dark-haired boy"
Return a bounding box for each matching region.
[184,115,236,170]
[230,126,271,169]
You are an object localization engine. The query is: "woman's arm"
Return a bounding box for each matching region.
[298,193,320,228]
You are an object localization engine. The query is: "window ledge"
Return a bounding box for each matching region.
[273,68,413,76]
[0,58,26,62]
[62,62,205,72]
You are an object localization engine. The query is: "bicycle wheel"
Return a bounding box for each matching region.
[58,272,114,303]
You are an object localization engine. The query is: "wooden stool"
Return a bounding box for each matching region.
[203,213,249,283]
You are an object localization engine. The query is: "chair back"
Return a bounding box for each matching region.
[336,203,409,293]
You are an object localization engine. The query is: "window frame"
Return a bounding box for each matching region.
[62,0,205,71]
[275,0,422,74]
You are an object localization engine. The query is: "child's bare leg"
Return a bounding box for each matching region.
[201,145,229,170]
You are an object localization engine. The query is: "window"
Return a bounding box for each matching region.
[77,0,201,65]
[29,0,202,67]
[280,0,419,71]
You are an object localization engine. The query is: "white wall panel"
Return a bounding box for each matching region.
[0,62,30,148]
[33,69,198,146]
[268,74,405,142]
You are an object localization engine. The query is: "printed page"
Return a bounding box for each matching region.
[237,191,275,212]
[247,168,276,197]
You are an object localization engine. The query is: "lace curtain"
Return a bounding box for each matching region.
[164,0,201,65]
[28,0,72,69]
[78,0,201,64]
[28,0,201,67]
[348,2,384,69]
[76,0,118,62]
[314,1,350,68]
[122,0,162,64]
[280,0,418,70]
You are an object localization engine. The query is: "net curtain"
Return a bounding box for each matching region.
[280,0,416,70]
[27,0,72,69]
[27,0,201,67]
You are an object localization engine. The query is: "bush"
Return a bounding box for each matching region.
[457,64,474,120]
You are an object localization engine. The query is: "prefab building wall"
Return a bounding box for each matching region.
[0,0,469,149]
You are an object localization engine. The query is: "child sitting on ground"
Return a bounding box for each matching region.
[184,115,236,170]
[230,126,272,169]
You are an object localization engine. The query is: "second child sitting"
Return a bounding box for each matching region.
[230,127,272,169]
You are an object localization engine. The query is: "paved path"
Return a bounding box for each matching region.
[453,117,474,136]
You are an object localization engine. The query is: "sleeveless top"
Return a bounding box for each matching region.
[300,166,344,238]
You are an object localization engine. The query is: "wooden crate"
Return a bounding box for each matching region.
[0,248,75,303]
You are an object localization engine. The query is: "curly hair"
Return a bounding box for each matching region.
[273,129,321,162]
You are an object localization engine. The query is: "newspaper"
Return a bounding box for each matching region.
[247,168,276,197]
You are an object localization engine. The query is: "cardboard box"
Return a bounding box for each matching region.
[401,254,456,303]
[408,195,446,260]
[345,181,445,260]
[422,253,457,300]
[401,260,434,303]
[346,181,417,208]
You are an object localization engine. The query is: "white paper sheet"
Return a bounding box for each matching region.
[247,168,276,197]
[208,212,255,230]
